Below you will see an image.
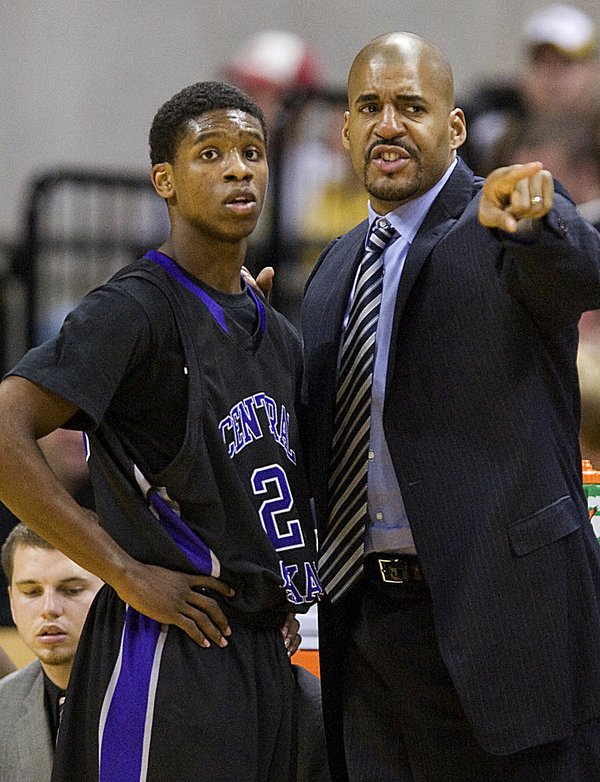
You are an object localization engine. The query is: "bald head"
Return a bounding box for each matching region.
[349,33,455,109]
[342,31,466,212]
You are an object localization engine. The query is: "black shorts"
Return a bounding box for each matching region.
[52,586,296,782]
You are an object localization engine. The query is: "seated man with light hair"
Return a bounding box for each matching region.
[0,524,102,782]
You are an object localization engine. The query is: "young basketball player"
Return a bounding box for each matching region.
[0,81,323,781]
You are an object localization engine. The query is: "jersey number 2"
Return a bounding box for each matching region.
[251,464,305,552]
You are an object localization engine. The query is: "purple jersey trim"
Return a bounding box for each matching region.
[148,489,216,575]
[146,249,228,332]
[247,284,266,335]
[145,249,266,336]
[98,474,218,778]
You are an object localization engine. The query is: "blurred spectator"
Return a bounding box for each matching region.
[37,429,93,504]
[0,429,93,626]
[462,4,600,174]
[300,163,367,246]
[481,111,600,343]
[224,29,322,128]
[0,524,102,781]
[480,113,600,229]
[223,30,327,238]
[223,31,365,323]
[578,341,600,467]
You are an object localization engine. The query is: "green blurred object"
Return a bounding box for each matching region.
[582,459,600,543]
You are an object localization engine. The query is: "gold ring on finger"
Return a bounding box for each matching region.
[530,195,542,205]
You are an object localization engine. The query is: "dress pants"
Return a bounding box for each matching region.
[342,580,600,781]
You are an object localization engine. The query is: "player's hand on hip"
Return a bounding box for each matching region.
[479,161,554,233]
[117,562,234,648]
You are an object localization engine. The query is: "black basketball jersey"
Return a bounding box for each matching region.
[91,251,322,616]
[11,251,322,781]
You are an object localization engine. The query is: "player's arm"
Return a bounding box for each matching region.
[0,375,234,649]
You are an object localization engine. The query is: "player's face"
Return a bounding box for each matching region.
[163,109,268,242]
[9,546,102,682]
[343,50,466,214]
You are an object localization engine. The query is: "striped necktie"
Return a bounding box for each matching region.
[319,217,397,601]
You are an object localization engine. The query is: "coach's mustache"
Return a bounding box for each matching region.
[365,139,421,164]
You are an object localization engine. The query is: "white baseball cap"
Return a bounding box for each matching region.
[523,4,597,59]
[224,30,322,90]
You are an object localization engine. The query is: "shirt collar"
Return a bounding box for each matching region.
[367,158,457,245]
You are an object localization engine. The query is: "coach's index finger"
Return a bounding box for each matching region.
[479,162,551,233]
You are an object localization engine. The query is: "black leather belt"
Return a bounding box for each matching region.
[364,554,428,597]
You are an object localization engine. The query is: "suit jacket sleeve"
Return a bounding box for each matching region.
[494,191,600,325]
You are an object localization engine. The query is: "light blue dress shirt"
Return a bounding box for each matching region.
[351,160,457,555]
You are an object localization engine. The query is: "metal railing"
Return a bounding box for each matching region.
[2,88,363,369]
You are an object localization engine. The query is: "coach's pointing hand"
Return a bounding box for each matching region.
[479,161,554,233]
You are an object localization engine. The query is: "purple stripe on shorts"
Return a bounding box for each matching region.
[100,610,162,782]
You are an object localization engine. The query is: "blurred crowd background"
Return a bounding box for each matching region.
[2,1,600,345]
[2,1,600,628]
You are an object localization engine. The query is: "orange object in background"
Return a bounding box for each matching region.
[294,605,320,677]
[582,459,600,482]
[582,459,600,543]
[294,649,320,678]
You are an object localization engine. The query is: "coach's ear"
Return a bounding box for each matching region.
[151,163,175,201]
[342,111,351,151]
[449,107,467,150]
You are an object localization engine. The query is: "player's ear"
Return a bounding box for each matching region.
[151,163,175,200]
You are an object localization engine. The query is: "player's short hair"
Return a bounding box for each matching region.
[149,80,268,166]
[1,523,54,584]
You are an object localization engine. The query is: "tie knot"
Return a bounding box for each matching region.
[366,218,397,257]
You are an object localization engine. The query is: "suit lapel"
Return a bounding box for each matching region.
[303,220,368,390]
[16,664,54,781]
[305,220,368,349]
[385,160,476,399]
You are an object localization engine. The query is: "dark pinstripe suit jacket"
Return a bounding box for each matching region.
[301,158,600,779]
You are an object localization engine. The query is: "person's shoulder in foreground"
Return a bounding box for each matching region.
[0,660,52,782]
